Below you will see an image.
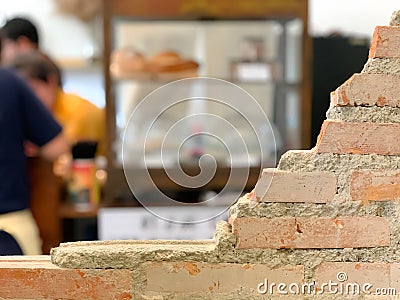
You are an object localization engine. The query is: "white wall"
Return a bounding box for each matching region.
[0,0,100,59]
[2,0,399,56]
[309,0,399,37]
[0,0,105,108]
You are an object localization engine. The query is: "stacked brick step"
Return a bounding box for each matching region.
[3,11,400,300]
[228,10,400,298]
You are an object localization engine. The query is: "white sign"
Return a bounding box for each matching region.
[98,206,228,240]
[235,62,272,82]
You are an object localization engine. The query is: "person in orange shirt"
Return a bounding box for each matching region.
[7,51,105,253]
[2,18,104,252]
[1,17,104,149]
[0,67,70,255]
[8,51,105,153]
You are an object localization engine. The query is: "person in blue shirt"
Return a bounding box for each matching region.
[0,67,69,255]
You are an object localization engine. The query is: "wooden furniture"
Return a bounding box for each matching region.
[28,157,62,254]
[28,157,101,251]
[102,0,312,203]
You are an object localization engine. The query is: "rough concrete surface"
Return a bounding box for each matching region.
[362,58,400,75]
[326,103,400,123]
[390,10,400,26]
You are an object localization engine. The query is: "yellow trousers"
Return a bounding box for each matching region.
[0,209,42,255]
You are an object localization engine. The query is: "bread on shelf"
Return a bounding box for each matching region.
[110,48,150,80]
[110,49,199,81]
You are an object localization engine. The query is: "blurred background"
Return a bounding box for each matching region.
[1,0,398,251]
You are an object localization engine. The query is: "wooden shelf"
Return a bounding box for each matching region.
[55,58,102,70]
[105,0,308,19]
[102,0,312,203]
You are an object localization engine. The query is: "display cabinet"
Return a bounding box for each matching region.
[102,0,311,203]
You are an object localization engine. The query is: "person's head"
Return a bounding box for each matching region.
[1,17,39,63]
[8,51,60,111]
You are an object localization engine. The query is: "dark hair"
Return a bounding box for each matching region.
[7,51,62,86]
[1,17,39,46]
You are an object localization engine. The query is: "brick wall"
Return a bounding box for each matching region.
[2,256,400,299]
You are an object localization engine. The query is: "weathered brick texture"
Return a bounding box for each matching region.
[230,216,390,249]
[369,26,400,58]
[332,73,400,107]
[315,262,400,296]
[389,263,400,292]
[3,258,400,299]
[315,262,390,295]
[145,262,303,294]
[254,168,337,203]
[350,169,400,202]
[315,121,400,155]
[0,257,132,300]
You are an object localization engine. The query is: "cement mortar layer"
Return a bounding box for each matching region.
[390,10,400,26]
[362,58,400,76]
[51,239,217,270]
[230,195,392,219]
[278,150,400,173]
[326,103,400,123]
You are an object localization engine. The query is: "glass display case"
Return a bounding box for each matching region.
[102,0,311,203]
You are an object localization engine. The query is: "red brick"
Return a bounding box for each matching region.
[350,169,400,202]
[145,262,304,293]
[369,26,400,58]
[230,217,296,249]
[254,168,337,203]
[389,263,400,292]
[0,257,132,299]
[332,73,400,107]
[294,217,389,248]
[315,262,390,295]
[315,121,400,155]
[230,216,390,249]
